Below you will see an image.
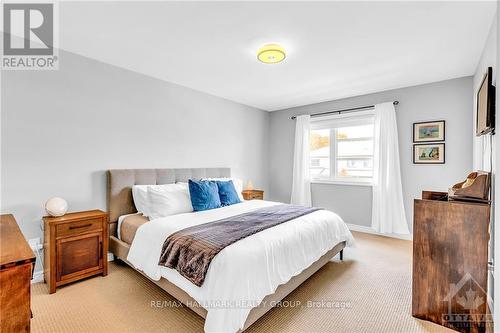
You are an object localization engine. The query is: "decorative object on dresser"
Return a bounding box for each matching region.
[413,120,445,142]
[412,190,491,333]
[43,210,108,294]
[413,143,445,164]
[242,189,264,200]
[0,214,36,333]
[449,171,491,203]
[44,197,69,217]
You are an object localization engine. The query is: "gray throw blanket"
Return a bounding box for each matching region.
[158,204,322,287]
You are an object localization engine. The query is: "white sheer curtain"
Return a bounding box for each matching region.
[291,115,312,206]
[372,102,410,234]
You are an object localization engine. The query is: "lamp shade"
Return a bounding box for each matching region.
[45,197,68,217]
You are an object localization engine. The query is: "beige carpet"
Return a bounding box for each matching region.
[32,232,454,333]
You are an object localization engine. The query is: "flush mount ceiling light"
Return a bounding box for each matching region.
[257,44,286,64]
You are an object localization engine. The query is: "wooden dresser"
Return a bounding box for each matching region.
[0,214,36,333]
[43,210,108,294]
[412,191,491,333]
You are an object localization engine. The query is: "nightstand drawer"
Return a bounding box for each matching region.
[247,193,263,199]
[56,218,102,238]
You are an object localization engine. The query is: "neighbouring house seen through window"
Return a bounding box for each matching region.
[310,113,374,183]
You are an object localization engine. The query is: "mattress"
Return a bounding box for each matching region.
[118,213,149,244]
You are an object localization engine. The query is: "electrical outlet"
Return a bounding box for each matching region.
[28,237,43,251]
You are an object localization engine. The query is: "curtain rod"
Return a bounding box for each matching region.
[290,101,399,120]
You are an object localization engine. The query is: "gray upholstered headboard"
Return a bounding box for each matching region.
[107,168,231,227]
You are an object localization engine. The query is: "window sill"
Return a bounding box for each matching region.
[311,179,373,187]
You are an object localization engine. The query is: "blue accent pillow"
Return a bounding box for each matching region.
[216,180,241,206]
[188,179,221,211]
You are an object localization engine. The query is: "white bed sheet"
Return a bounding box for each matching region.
[127,200,354,333]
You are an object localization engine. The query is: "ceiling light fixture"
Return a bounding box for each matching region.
[257,44,286,64]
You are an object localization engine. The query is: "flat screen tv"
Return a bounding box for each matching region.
[476,67,496,136]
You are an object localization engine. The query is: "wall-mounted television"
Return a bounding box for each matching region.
[476,67,496,136]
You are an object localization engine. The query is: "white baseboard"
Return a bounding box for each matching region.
[346,223,413,241]
[32,270,44,284]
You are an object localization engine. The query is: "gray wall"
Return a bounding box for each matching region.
[0,50,477,238]
[268,77,473,231]
[1,50,270,240]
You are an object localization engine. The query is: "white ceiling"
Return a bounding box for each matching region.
[57,1,496,111]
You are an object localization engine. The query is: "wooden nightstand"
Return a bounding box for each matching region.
[43,210,108,294]
[242,190,264,200]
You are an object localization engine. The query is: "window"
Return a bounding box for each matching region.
[309,113,374,183]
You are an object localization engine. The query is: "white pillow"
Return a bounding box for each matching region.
[132,183,193,218]
[132,185,151,216]
[202,177,244,201]
[146,183,193,219]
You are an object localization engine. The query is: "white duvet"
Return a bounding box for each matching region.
[127,200,354,333]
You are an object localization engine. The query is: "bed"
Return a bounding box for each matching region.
[107,168,353,333]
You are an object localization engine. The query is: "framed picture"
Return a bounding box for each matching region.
[413,120,445,142]
[413,143,445,164]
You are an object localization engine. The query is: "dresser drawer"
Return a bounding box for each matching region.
[56,218,102,238]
